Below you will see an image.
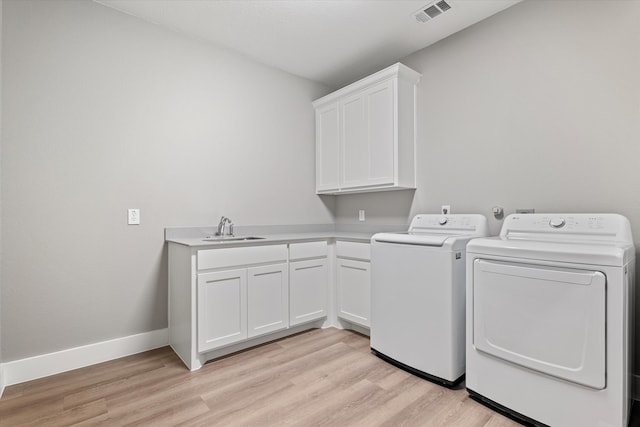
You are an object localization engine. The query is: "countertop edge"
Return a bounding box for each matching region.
[166,231,376,248]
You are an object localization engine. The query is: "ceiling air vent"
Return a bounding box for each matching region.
[424,5,442,18]
[414,0,453,23]
[436,0,452,12]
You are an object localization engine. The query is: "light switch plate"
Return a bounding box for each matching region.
[128,209,140,225]
[358,210,365,221]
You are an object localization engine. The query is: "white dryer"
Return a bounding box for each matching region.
[466,214,635,427]
[371,214,489,386]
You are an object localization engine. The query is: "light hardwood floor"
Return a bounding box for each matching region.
[0,328,520,426]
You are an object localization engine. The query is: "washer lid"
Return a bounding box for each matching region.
[372,232,449,246]
[372,214,489,247]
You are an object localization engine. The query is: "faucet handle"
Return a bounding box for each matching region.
[228,221,234,236]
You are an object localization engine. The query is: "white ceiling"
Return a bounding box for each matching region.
[94,0,521,88]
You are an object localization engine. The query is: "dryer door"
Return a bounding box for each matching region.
[473,259,606,389]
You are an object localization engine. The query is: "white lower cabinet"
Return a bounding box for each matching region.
[197,262,289,352]
[197,269,247,352]
[195,245,288,354]
[336,241,371,328]
[247,263,288,338]
[289,241,329,326]
[169,238,371,371]
[290,258,328,326]
[337,259,370,327]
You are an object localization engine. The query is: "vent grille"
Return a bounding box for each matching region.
[424,5,442,18]
[415,12,429,23]
[436,0,452,12]
[414,0,453,23]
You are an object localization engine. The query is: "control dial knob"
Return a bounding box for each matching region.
[549,217,566,228]
[438,217,448,225]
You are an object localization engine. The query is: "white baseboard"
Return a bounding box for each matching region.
[3,328,168,388]
[0,363,5,398]
[329,317,370,337]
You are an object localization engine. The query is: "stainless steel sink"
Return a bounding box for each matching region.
[201,236,266,242]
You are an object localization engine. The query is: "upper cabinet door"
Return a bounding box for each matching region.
[313,63,420,195]
[341,92,368,187]
[366,80,395,185]
[342,81,395,188]
[315,102,341,192]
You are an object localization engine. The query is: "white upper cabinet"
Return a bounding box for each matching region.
[315,103,341,192]
[342,79,394,188]
[313,63,421,195]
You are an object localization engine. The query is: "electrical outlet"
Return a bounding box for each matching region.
[441,205,451,215]
[358,210,365,221]
[128,209,140,225]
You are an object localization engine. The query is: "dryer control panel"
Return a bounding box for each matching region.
[501,213,633,244]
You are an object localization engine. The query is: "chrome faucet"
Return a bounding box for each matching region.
[215,216,234,236]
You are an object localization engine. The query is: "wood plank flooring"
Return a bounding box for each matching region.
[0,328,520,426]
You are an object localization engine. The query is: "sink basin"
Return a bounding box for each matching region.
[201,236,266,242]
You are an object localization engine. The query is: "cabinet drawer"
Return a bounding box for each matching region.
[197,245,287,270]
[336,241,370,261]
[289,241,328,260]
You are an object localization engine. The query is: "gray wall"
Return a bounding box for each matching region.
[336,0,640,236]
[335,0,640,371]
[0,0,3,373]
[0,0,333,361]
[3,0,640,370]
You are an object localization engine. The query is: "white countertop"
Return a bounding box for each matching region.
[165,224,407,248]
[166,231,376,248]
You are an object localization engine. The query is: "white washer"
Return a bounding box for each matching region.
[371,214,489,386]
[466,214,635,427]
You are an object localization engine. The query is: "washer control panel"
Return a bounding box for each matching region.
[409,214,489,236]
[549,217,566,228]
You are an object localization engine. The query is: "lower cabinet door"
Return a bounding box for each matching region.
[197,269,247,352]
[247,263,289,338]
[337,258,370,327]
[289,258,328,326]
